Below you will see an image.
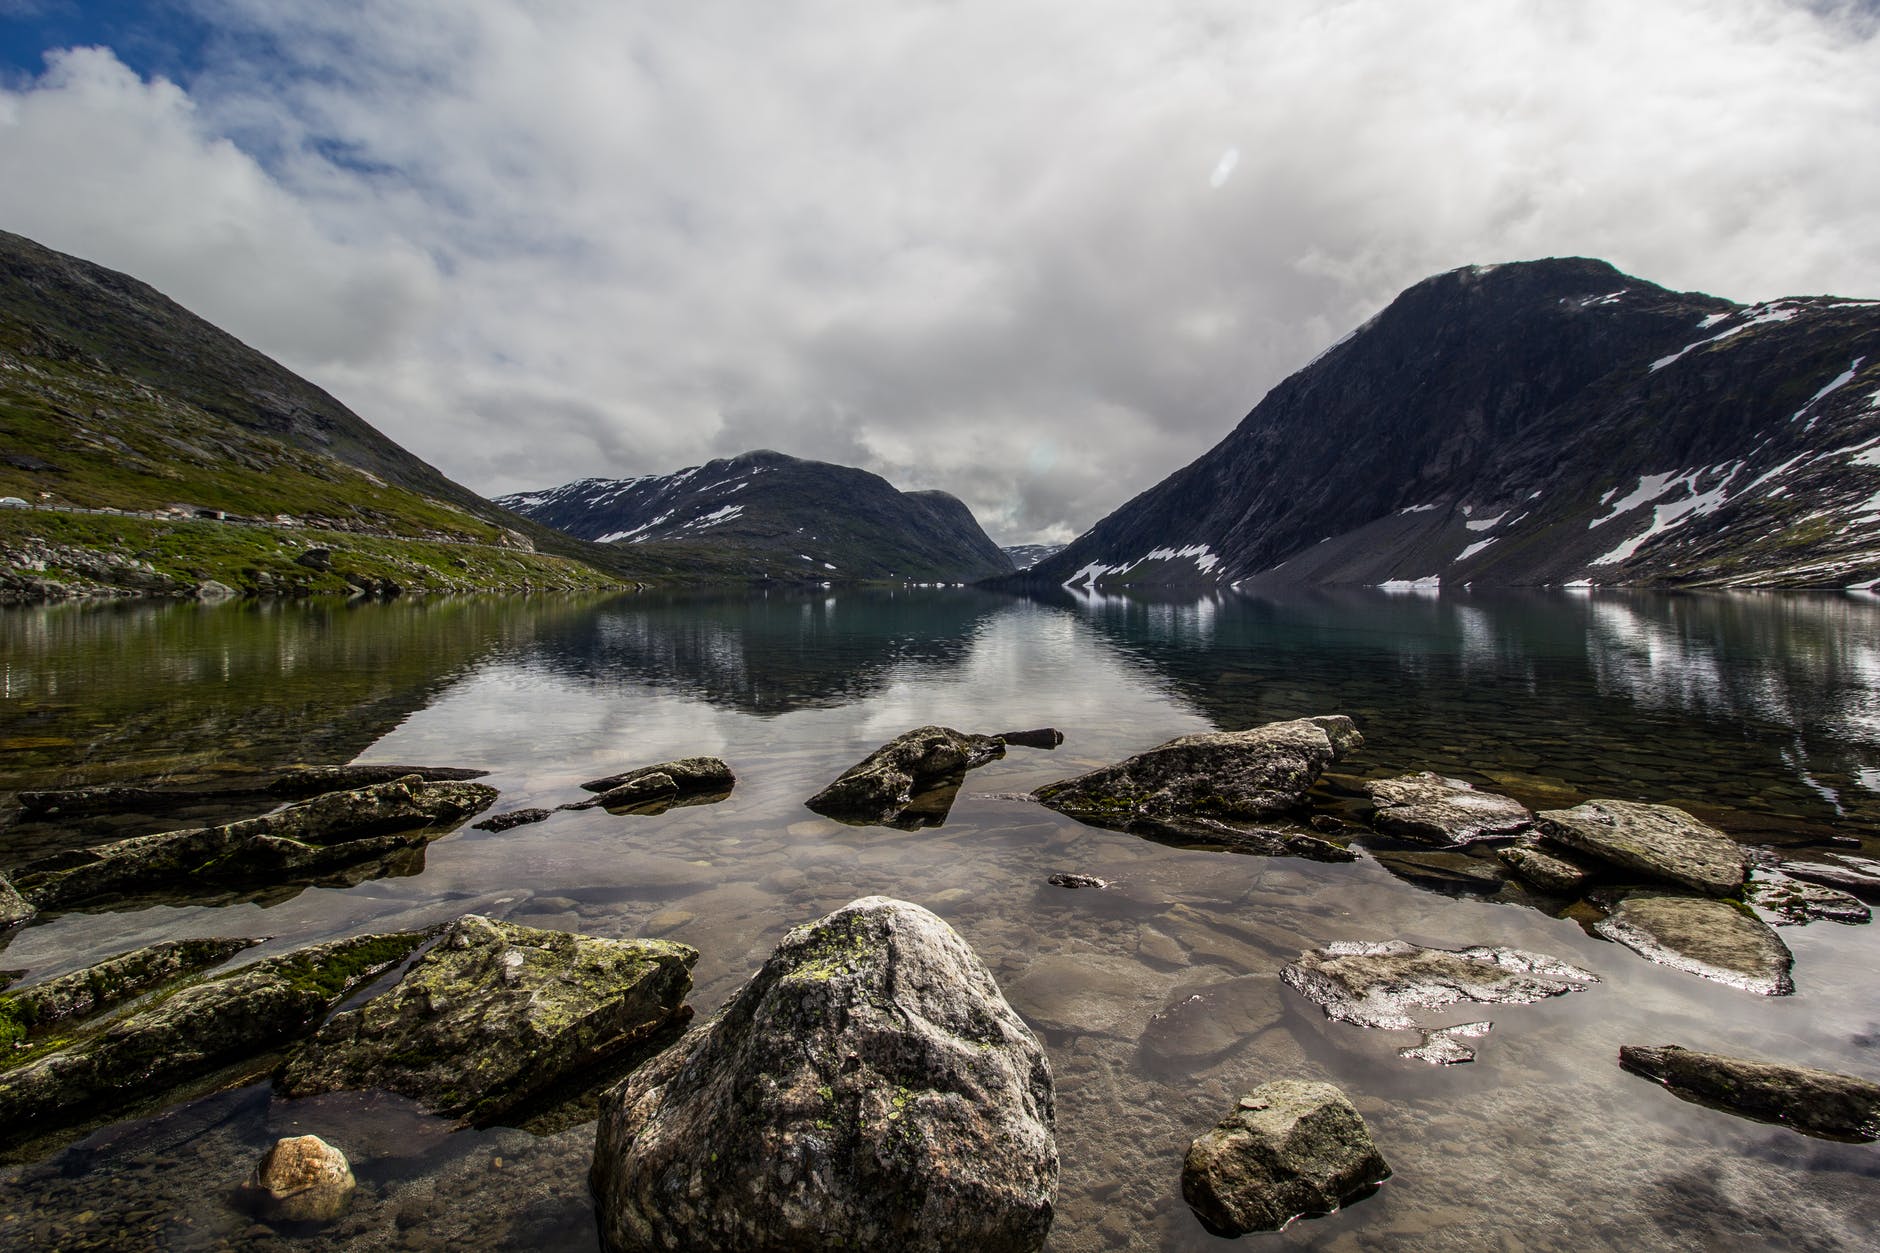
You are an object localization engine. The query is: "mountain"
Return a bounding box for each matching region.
[497,450,1015,583]
[1002,543,1065,570]
[0,229,653,598]
[1024,258,1880,591]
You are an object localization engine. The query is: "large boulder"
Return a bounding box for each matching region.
[278,915,696,1125]
[1034,715,1361,830]
[1620,1045,1880,1140]
[805,727,1006,828]
[1592,891,1794,995]
[1536,800,1746,896]
[590,897,1057,1253]
[0,937,260,1052]
[0,931,426,1150]
[1363,773,1533,846]
[1181,1080,1391,1235]
[13,776,498,909]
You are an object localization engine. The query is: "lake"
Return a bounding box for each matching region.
[1,586,1877,1251]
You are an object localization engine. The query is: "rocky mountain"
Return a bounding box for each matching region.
[1002,543,1065,571]
[0,229,660,598]
[1024,258,1880,591]
[498,450,1015,583]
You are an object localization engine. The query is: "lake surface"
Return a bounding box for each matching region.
[2,587,1877,1251]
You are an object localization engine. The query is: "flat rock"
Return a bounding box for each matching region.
[1768,852,1880,900]
[1363,773,1532,846]
[0,937,261,1052]
[1034,715,1361,829]
[14,777,498,910]
[1593,891,1794,995]
[0,931,426,1150]
[1745,876,1871,926]
[1497,844,1598,894]
[1619,1044,1880,1140]
[471,807,554,833]
[1181,1080,1390,1236]
[1004,950,1165,1038]
[591,897,1056,1253]
[1537,799,1746,896]
[1281,940,1598,1031]
[1138,977,1275,1068]
[279,915,695,1125]
[1372,849,1508,894]
[1399,1021,1493,1066]
[805,726,1005,828]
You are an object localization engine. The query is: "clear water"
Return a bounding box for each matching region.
[1,587,1877,1251]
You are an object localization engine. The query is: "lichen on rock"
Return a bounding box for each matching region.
[1181,1080,1391,1235]
[805,727,1005,828]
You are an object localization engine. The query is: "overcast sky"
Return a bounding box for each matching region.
[2,1,1879,543]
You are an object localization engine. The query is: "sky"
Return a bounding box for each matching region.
[2,2,1879,544]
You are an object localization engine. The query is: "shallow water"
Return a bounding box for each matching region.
[2,587,1877,1251]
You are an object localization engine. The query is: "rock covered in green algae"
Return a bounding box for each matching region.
[278,914,697,1125]
[0,937,261,1053]
[13,776,498,909]
[805,726,1006,825]
[1592,891,1794,995]
[1619,1044,1880,1140]
[1033,715,1361,829]
[1281,939,1598,1031]
[1744,875,1871,926]
[1362,772,1533,846]
[1536,799,1746,896]
[1181,1080,1391,1235]
[590,896,1057,1253]
[0,931,425,1149]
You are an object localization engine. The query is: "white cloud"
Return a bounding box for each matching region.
[3,1,1880,543]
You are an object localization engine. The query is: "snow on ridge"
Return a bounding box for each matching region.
[1651,302,1801,372]
[1697,311,1733,329]
[1590,472,1684,527]
[1456,537,1499,562]
[1398,503,1441,514]
[1791,357,1866,426]
[1061,543,1222,587]
[685,504,744,529]
[1589,464,1743,567]
[1465,511,1507,532]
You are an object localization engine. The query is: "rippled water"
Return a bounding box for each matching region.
[2,587,1877,1251]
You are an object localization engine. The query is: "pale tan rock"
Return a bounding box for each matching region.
[246,1134,355,1223]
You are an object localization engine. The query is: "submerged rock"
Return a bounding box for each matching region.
[0,937,261,1052]
[805,727,1006,828]
[590,897,1056,1253]
[1399,1021,1494,1066]
[471,807,554,833]
[1536,800,1746,896]
[1497,844,1598,894]
[1744,876,1871,926]
[573,758,737,812]
[1046,873,1109,890]
[997,728,1065,749]
[1592,891,1794,995]
[0,931,426,1149]
[279,915,696,1125]
[241,1134,356,1223]
[1181,1080,1390,1236]
[0,872,32,928]
[1371,848,1509,895]
[1034,715,1361,831]
[13,777,497,910]
[1362,773,1532,846]
[1619,1044,1880,1141]
[1281,940,1598,1031]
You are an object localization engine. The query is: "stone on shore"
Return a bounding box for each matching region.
[1181,1080,1391,1235]
[0,872,32,928]
[278,915,696,1125]
[590,896,1056,1253]
[1281,940,1598,1031]
[0,931,426,1150]
[1034,715,1361,830]
[1363,773,1532,846]
[1745,876,1871,926]
[1619,1044,1880,1141]
[1592,891,1794,995]
[242,1134,356,1223]
[1536,800,1746,896]
[1497,844,1598,894]
[0,937,261,1052]
[13,777,498,910]
[805,727,1006,827]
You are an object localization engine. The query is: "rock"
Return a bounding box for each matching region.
[1362,773,1533,846]
[195,579,238,600]
[1181,1080,1391,1236]
[266,765,489,797]
[0,937,261,1052]
[278,915,696,1125]
[1138,977,1273,1068]
[1371,849,1508,894]
[590,897,1056,1253]
[1618,1044,1880,1141]
[293,547,334,572]
[577,757,736,805]
[1592,891,1794,995]
[1281,940,1598,1031]
[1497,844,1598,894]
[0,872,32,928]
[242,1134,355,1223]
[1033,715,1362,831]
[0,931,426,1149]
[1745,876,1871,926]
[1398,1021,1493,1066]
[471,807,554,833]
[1536,799,1746,896]
[805,726,1006,828]
[1768,852,1880,900]
[1003,950,1166,1038]
[1046,873,1109,889]
[14,776,498,909]
[997,728,1064,749]
[1145,814,1359,862]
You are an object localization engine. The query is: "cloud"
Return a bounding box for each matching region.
[3,1,1880,544]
